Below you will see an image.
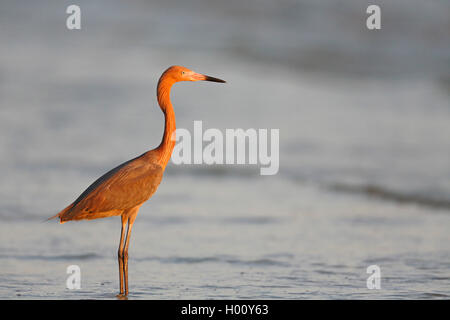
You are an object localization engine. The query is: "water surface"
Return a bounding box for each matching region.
[0,0,449,299]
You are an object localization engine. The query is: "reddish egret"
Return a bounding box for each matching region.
[49,66,226,297]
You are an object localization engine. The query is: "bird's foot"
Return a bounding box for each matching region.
[116,293,128,300]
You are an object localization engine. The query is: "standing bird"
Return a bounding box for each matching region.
[49,66,226,297]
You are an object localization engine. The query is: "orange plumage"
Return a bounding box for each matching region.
[50,66,225,297]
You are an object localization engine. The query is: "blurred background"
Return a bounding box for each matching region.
[0,0,449,299]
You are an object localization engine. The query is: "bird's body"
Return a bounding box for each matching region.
[50,66,225,297]
[56,151,164,222]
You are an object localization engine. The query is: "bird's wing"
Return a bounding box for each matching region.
[60,157,164,221]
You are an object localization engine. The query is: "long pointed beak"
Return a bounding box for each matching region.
[203,75,226,83]
[192,72,226,83]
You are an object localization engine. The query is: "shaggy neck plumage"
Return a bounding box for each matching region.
[155,76,176,168]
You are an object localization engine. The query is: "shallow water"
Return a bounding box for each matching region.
[0,0,449,299]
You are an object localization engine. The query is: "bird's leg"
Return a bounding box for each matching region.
[117,214,127,297]
[123,210,138,296]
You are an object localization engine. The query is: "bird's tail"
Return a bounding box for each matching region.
[47,213,60,222]
[47,204,72,224]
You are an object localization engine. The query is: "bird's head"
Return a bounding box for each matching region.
[161,65,226,84]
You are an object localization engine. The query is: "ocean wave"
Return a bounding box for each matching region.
[330,183,450,211]
[0,253,102,261]
[136,255,290,267]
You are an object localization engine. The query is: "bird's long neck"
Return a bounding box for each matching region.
[156,77,176,169]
